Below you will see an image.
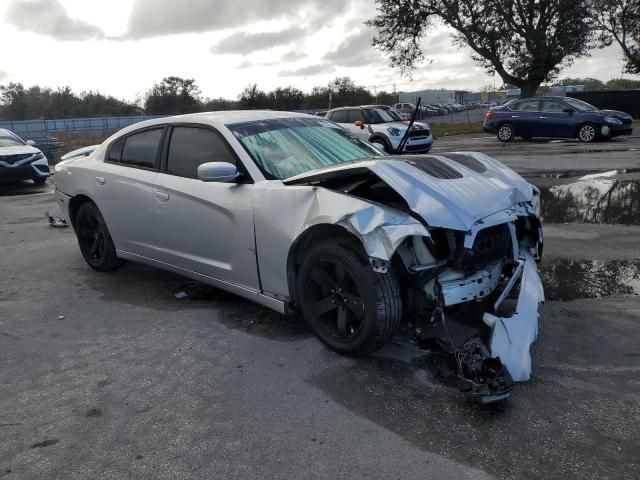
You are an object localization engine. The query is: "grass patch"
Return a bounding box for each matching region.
[429,122,485,138]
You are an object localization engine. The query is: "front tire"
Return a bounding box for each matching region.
[577,123,599,143]
[75,202,123,271]
[497,124,514,142]
[372,139,390,154]
[296,238,401,355]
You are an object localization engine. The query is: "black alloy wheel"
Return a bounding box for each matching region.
[75,202,123,271]
[297,238,401,355]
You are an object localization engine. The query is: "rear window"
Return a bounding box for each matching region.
[330,110,348,123]
[120,128,163,169]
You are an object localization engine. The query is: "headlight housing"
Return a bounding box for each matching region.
[387,127,402,136]
[604,116,623,126]
[32,152,45,160]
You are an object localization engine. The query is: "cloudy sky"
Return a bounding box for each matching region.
[0,0,636,102]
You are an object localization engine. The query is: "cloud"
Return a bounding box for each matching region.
[279,64,335,77]
[0,70,8,81]
[211,28,306,55]
[124,0,345,39]
[237,50,306,69]
[323,29,381,67]
[5,0,104,41]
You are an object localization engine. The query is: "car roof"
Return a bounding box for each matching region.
[109,110,316,137]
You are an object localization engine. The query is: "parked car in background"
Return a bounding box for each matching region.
[393,103,417,120]
[484,97,634,143]
[326,105,433,153]
[0,129,49,184]
[54,110,544,402]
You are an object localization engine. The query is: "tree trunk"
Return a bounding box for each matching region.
[519,81,542,98]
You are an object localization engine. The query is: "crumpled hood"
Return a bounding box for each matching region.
[286,152,535,231]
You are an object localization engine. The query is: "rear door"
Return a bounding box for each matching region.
[539,100,576,138]
[153,124,260,291]
[92,126,165,258]
[508,100,543,136]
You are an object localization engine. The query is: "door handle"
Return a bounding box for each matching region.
[539,116,548,119]
[154,190,170,202]
[95,176,106,185]
[511,115,520,118]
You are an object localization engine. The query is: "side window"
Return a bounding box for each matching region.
[107,138,124,163]
[541,101,567,113]
[347,109,364,123]
[120,128,163,169]
[330,110,347,123]
[512,100,540,112]
[167,126,236,179]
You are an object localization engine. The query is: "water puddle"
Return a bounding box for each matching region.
[537,177,640,225]
[540,258,640,301]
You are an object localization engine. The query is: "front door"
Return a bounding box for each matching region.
[152,125,260,291]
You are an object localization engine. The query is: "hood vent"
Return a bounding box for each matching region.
[403,156,463,180]
[441,153,488,173]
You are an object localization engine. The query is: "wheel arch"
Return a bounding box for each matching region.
[367,133,393,153]
[286,224,363,305]
[68,194,96,229]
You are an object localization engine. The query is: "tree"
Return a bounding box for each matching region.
[593,0,640,74]
[144,76,201,114]
[268,86,305,110]
[368,0,598,97]
[554,77,606,90]
[605,77,640,89]
[238,84,269,109]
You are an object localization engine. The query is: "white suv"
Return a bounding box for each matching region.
[325,106,433,154]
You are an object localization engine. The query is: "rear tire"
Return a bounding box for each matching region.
[75,202,123,272]
[296,238,401,355]
[577,123,599,143]
[497,124,514,142]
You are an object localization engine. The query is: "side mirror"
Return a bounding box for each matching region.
[197,162,239,182]
[26,140,36,146]
[563,108,574,114]
[354,120,365,129]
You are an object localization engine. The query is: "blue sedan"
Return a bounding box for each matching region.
[483,97,634,143]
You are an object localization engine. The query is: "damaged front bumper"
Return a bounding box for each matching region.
[483,248,545,382]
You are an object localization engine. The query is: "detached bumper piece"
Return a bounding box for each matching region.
[483,249,545,382]
[456,338,513,404]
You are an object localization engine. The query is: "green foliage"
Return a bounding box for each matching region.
[368,0,598,97]
[0,82,139,120]
[593,0,640,74]
[554,78,607,90]
[144,76,201,114]
[605,77,640,89]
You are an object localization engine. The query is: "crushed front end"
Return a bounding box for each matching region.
[393,205,544,403]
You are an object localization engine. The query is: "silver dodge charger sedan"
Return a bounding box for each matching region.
[55,111,544,403]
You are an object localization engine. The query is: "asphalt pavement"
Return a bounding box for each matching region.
[1,134,639,479]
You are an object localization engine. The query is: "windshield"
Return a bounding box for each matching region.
[362,108,397,124]
[564,98,598,112]
[228,117,381,180]
[0,132,25,148]
[386,109,403,121]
